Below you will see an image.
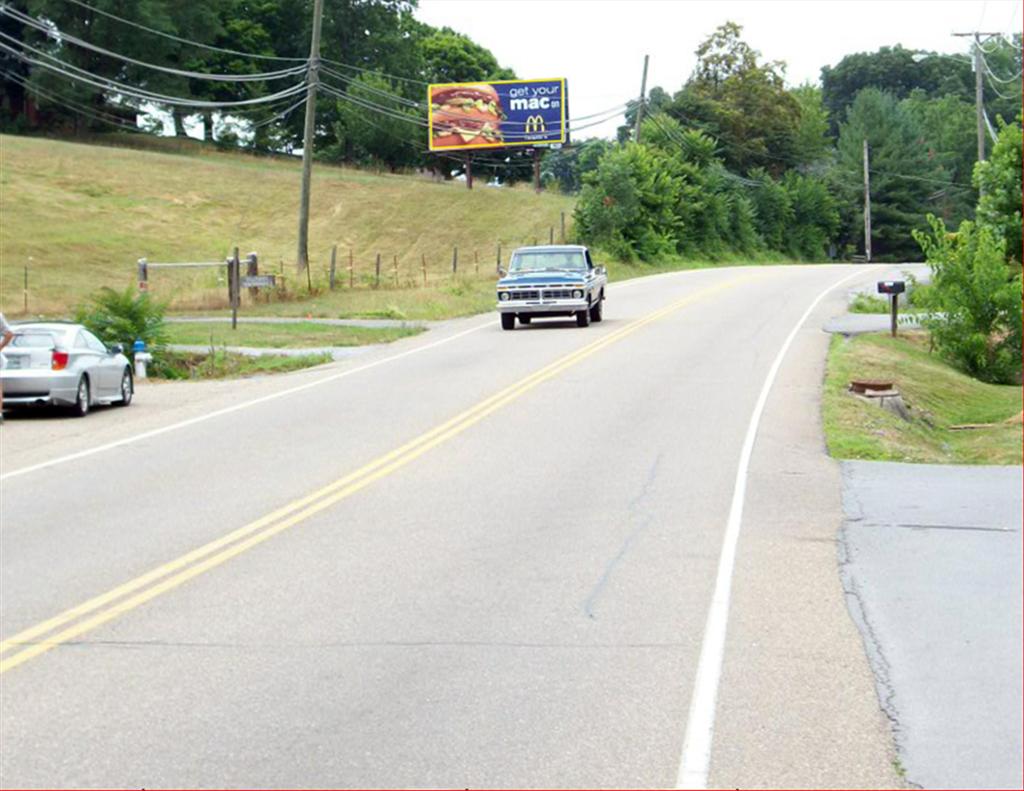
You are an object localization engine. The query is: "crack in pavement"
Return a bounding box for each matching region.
[582,453,663,621]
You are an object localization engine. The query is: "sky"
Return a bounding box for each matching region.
[414,0,1022,139]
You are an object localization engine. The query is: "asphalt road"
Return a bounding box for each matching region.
[1,265,900,789]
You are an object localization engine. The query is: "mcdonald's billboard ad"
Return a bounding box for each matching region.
[428,78,567,151]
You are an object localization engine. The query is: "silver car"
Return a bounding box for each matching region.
[1,322,133,417]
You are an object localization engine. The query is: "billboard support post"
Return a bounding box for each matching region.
[464,153,473,190]
[533,149,541,193]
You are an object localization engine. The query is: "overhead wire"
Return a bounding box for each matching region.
[54,0,306,63]
[4,69,142,130]
[0,32,308,108]
[0,4,307,82]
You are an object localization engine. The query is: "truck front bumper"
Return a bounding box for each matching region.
[496,298,589,314]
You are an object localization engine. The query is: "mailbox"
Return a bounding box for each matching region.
[877,280,906,295]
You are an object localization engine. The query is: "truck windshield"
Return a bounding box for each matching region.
[509,251,586,272]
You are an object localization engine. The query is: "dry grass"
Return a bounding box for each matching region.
[0,134,575,315]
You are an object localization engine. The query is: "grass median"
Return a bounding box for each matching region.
[823,331,1022,465]
[163,321,424,348]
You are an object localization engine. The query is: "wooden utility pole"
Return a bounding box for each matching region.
[634,54,650,143]
[295,0,324,275]
[863,138,871,262]
[953,32,1001,170]
[532,149,541,193]
[464,153,473,190]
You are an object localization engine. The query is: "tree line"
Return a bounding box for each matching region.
[565,22,1021,263]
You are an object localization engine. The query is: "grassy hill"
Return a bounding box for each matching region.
[0,134,576,317]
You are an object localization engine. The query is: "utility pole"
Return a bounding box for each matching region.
[863,138,871,263]
[296,0,324,276]
[633,54,650,143]
[953,31,1001,169]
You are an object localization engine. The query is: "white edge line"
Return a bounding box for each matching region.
[0,321,491,482]
[675,265,879,790]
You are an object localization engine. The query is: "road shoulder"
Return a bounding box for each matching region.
[708,290,903,789]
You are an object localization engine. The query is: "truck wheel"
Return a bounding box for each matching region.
[589,296,603,323]
[576,307,591,327]
[500,313,515,330]
[518,315,531,325]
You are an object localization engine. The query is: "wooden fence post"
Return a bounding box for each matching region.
[393,255,399,287]
[329,245,337,290]
[375,252,381,288]
[560,211,566,243]
[421,253,427,287]
[474,249,479,276]
[452,245,458,275]
[230,247,240,329]
[496,242,502,274]
[549,226,554,244]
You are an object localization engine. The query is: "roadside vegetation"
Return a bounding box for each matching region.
[825,121,1022,465]
[153,349,333,380]
[163,321,423,348]
[823,332,1022,465]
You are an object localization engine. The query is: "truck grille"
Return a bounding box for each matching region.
[544,289,572,299]
[508,289,540,301]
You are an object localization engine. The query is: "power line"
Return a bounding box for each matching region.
[54,0,306,63]
[0,33,308,108]
[4,69,144,132]
[1,4,307,82]
[979,50,1024,83]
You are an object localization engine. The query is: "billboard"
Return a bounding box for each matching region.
[428,78,567,152]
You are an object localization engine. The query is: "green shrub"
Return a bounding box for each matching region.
[74,286,168,355]
[913,215,1023,384]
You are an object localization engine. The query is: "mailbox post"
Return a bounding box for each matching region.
[877,280,906,337]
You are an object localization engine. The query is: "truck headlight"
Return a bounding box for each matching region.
[499,292,510,301]
[572,289,584,299]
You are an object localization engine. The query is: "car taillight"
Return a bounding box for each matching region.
[51,350,69,370]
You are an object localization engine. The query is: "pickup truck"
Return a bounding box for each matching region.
[495,245,607,330]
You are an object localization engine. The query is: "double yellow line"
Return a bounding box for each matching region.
[0,274,754,675]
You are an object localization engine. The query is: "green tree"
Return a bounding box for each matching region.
[790,83,831,167]
[574,143,683,261]
[835,88,938,260]
[899,89,976,225]
[974,120,1023,266]
[914,215,1022,383]
[668,21,802,175]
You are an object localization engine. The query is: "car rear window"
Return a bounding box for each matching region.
[10,332,56,348]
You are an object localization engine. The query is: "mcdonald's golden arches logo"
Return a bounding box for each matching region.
[524,115,546,134]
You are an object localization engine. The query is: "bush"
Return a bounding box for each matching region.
[913,215,1023,384]
[74,286,168,355]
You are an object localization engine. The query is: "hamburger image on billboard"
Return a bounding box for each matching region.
[428,79,567,151]
[430,83,504,150]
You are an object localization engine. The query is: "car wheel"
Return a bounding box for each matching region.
[500,313,515,331]
[518,315,531,325]
[589,295,604,323]
[116,367,133,407]
[576,306,591,327]
[72,376,90,417]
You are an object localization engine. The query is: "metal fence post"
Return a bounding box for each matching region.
[137,258,149,292]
